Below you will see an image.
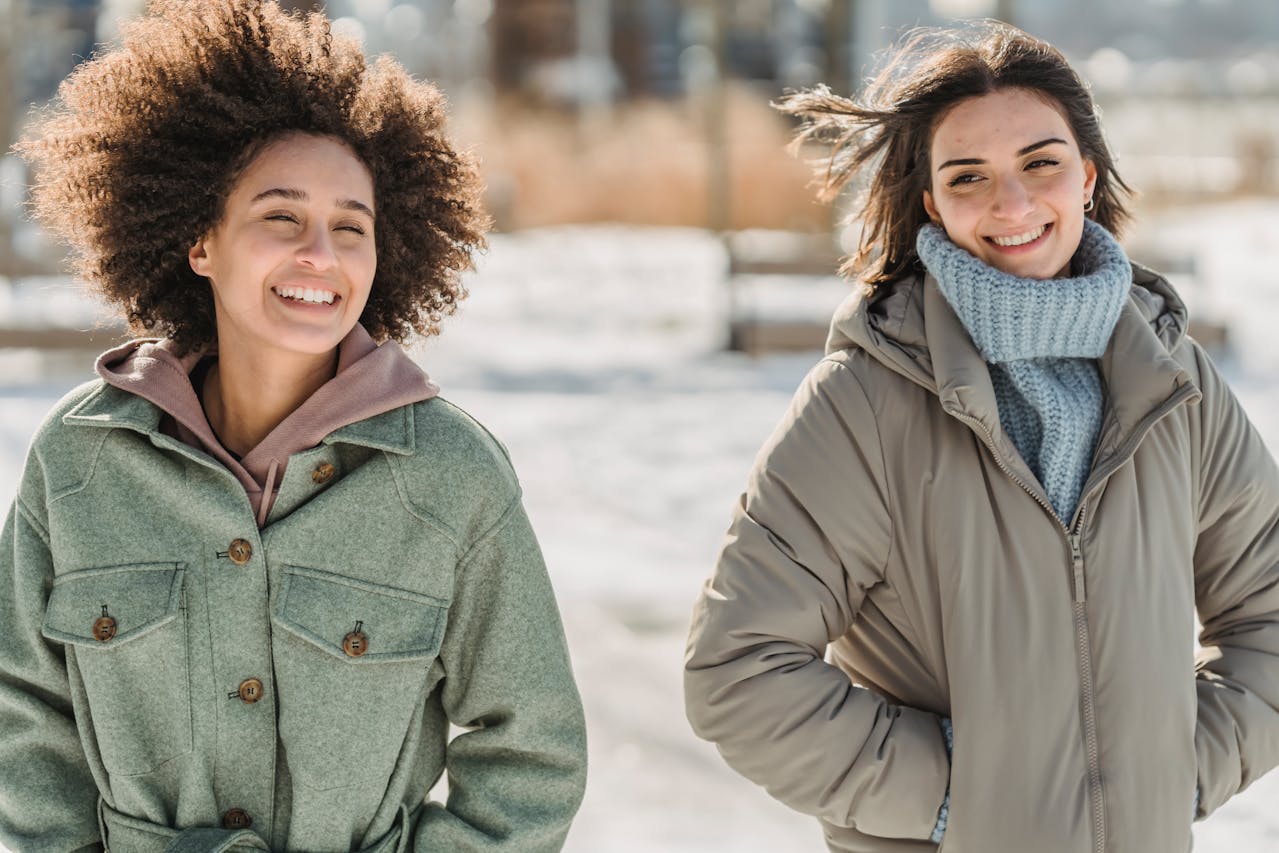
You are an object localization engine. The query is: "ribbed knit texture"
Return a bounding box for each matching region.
[916,219,1132,521]
[932,718,954,843]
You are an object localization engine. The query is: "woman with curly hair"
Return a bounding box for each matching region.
[685,21,1279,853]
[0,2,586,850]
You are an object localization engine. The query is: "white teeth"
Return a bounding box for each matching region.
[274,286,336,304]
[991,225,1047,247]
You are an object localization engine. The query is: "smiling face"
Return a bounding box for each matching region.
[188,132,377,358]
[922,87,1097,279]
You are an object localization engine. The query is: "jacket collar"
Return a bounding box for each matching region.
[830,263,1201,496]
[323,405,416,455]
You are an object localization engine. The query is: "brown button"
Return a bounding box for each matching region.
[237,678,264,704]
[92,616,117,642]
[311,462,335,484]
[222,808,252,830]
[342,630,369,657]
[227,539,253,565]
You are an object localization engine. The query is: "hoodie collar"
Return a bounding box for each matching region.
[84,323,435,450]
[69,324,438,525]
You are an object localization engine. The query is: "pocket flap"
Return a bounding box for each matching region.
[274,565,448,663]
[42,563,185,647]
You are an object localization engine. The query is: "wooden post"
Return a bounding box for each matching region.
[824,0,853,96]
[994,0,1016,27]
[707,0,730,235]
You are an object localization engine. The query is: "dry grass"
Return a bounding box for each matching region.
[453,84,833,232]
[449,92,1279,231]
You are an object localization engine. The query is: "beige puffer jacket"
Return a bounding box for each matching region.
[685,266,1279,853]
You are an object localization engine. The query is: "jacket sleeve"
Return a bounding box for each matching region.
[684,357,950,841]
[0,451,102,851]
[410,497,587,851]
[1190,345,1279,818]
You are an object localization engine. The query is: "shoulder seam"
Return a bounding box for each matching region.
[379,450,466,557]
[455,491,526,576]
[45,428,112,505]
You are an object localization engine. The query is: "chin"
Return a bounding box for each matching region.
[268,325,353,356]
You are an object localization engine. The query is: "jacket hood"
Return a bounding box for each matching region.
[826,261,1189,394]
[825,262,1198,510]
[94,323,439,526]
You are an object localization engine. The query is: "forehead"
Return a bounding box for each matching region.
[930,88,1075,157]
[231,133,374,204]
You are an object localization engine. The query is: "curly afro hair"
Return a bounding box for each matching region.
[18,0,488,353]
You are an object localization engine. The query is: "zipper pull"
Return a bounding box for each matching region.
[1070,533,1086,603]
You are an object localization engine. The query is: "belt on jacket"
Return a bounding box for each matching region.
[98,798,411,853]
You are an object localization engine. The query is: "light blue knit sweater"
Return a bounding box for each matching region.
[915,219,1132,522]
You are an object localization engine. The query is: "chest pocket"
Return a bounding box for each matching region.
[271,564,448,791]
[41,563,192,776]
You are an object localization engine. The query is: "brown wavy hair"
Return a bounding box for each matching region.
[775,21,1133,293]
[18,0,487,353]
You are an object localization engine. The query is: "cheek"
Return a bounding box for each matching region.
[338,244,378,295]
[354,245,378,282]
[932,195,983,238]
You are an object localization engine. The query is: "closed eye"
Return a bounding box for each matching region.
[947,173,983,188]
[265,213,298,223]
[336,223,366,235]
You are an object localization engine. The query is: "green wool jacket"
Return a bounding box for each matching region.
[0,381,587,853]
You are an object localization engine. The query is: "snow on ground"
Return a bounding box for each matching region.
[2,203,1278,850]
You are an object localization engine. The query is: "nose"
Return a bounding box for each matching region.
[991,175,1035,220]
[295,223,337,271]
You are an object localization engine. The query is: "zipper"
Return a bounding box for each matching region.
[947,383,1196,853]
[1069,518,1106,853]
[950,410,1107,848]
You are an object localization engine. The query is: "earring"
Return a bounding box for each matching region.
[1083,197,1095,212]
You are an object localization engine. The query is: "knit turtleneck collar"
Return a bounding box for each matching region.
[915,218,1132,364]
[914,218,1133,522]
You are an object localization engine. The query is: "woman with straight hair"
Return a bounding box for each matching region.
[685,21,1279,852]
[0,2,586,850]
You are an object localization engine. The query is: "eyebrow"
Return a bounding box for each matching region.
[249,187,375,220]
[936,137,1070,171]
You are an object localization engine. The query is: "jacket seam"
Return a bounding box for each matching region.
[15,494,51,546]
[44,428,111,505]
[455,492,526,578]
[1187,341,1211,523]
[379,451,465,557]
[820,354,895,581]
[894,278,921,342]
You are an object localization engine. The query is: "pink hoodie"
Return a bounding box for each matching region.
[95,323,438,527]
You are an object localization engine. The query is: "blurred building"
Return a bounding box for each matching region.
[489,0,840,106]
[479,0,1279,106]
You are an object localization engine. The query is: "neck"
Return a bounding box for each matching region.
[203,344,338,457]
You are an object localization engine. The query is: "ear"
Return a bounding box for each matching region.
[1082,159,1098,205]
[188,236,212,278]
[922,190,942,226]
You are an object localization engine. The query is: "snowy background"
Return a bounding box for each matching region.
[2,203,1278,850]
